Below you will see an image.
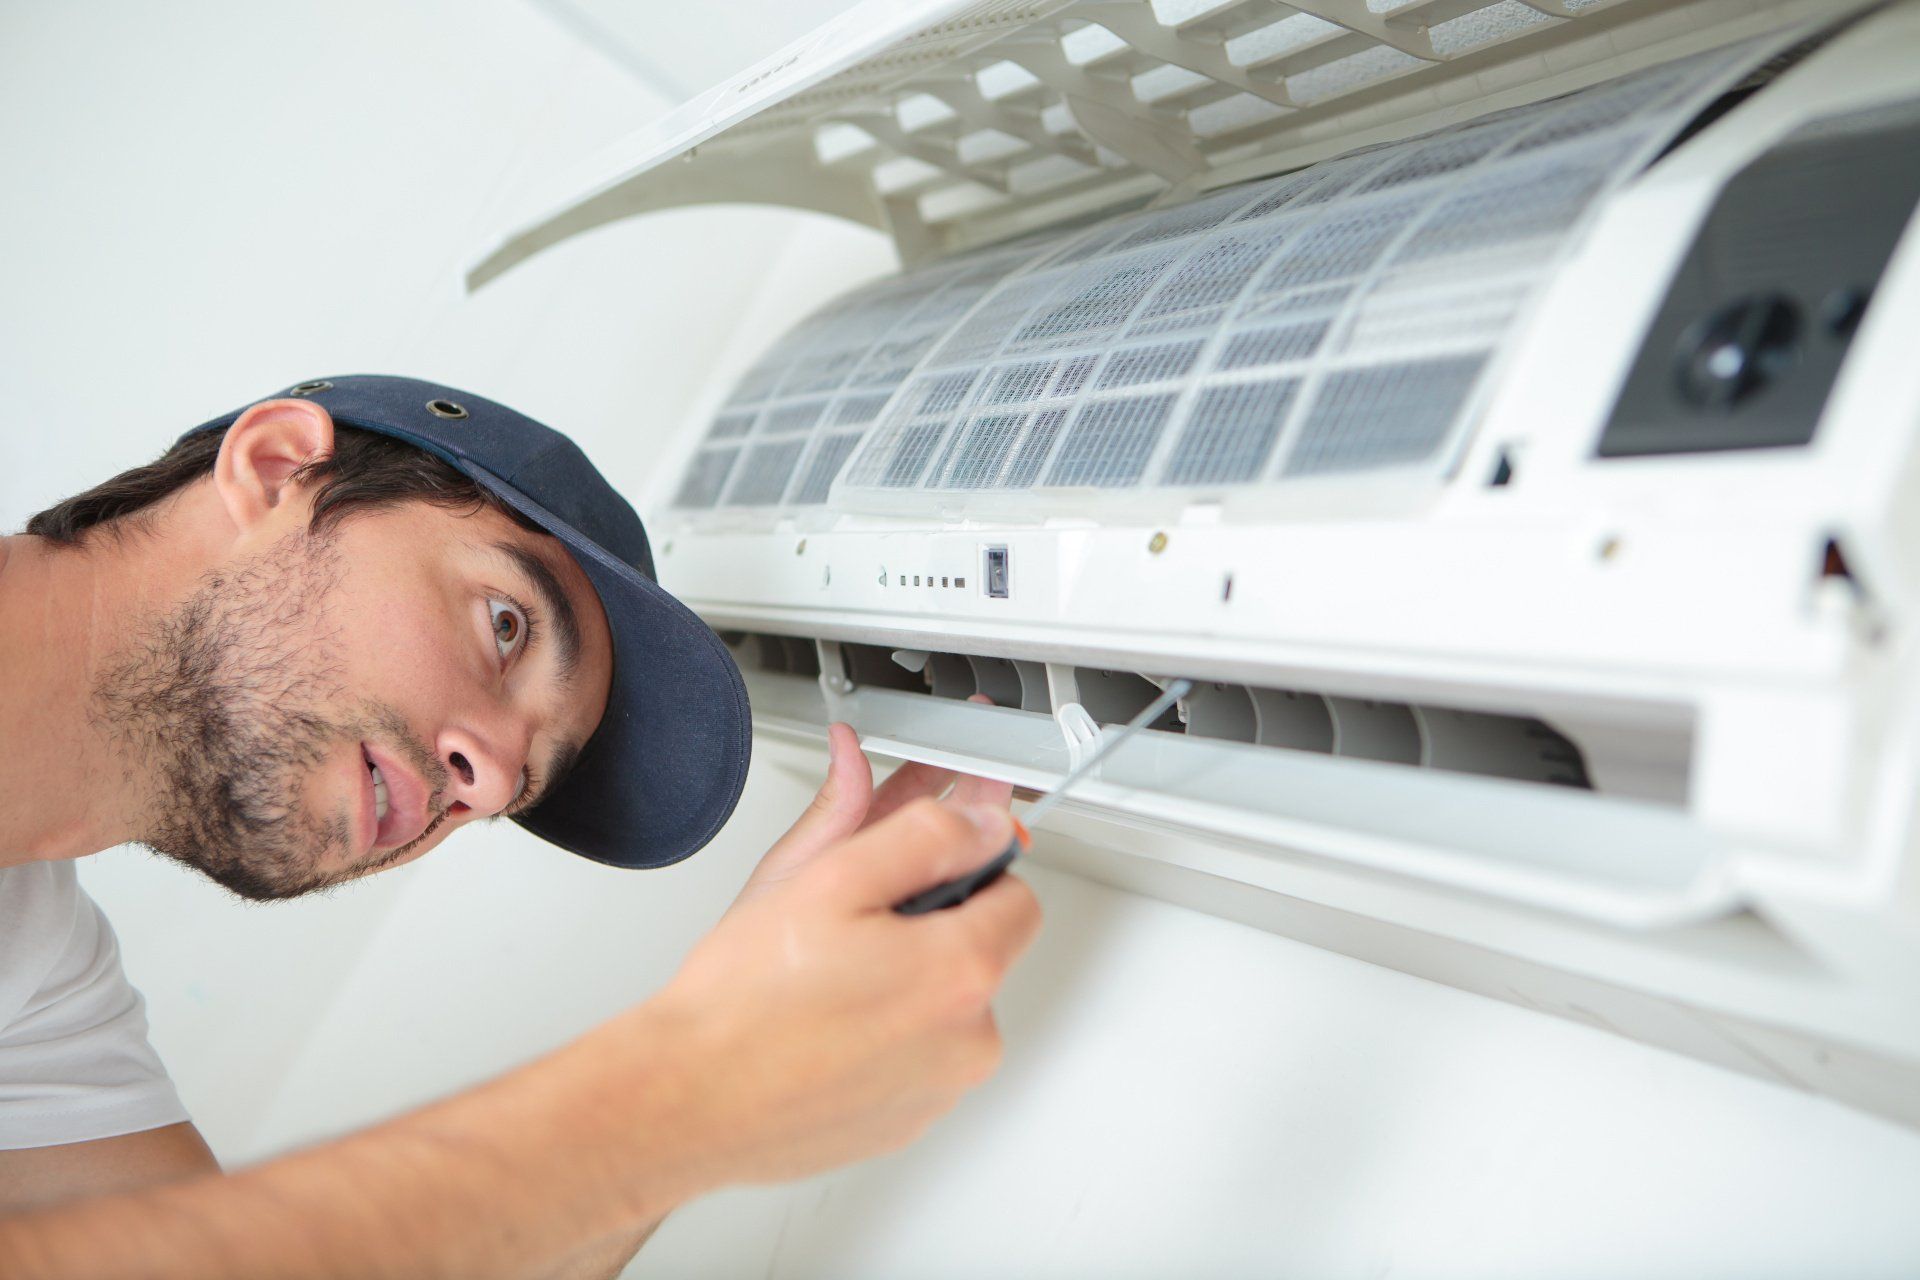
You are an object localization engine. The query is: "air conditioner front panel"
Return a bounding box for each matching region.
[467,0,1872,282]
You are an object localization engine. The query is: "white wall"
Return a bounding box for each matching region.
[0,0,892,1159]
[8,4,1920,1278]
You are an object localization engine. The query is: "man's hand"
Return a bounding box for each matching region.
[733,708,1014,907]
[617,729,1039,1191]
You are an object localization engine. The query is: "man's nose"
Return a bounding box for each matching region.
[436,721,530,817]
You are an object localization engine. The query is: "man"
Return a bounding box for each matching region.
[0,375,1041,1278]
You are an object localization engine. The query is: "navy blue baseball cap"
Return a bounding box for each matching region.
[179,374,752,869]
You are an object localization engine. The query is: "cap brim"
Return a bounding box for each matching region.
[467,470,753,869]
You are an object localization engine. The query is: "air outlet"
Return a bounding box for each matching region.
[721,632,1594,794]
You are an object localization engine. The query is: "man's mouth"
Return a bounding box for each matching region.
[364,750,391,825]
[360,742,432,852]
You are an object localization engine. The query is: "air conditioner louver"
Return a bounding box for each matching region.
[727,632,1595,793]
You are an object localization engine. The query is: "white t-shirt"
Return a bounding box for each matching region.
[0,860,188,1149]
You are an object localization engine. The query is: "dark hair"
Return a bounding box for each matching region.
[26,425,541,546]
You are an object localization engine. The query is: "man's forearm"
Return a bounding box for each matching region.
[0,791,1040,1279]
[540,1215,665,1280]
[0,1007,700,1280]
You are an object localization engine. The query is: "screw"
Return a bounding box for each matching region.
[795,539,807,555]
[1148,531,1169,555]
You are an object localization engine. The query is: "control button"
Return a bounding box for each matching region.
[1676,294,1800,410]
[983,545,1010,598]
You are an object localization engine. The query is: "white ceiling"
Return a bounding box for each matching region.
[524,0,864,103]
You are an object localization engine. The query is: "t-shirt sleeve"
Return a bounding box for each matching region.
[0,869,190,1150]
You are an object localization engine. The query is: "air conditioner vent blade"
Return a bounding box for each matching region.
[470,0,1855,285]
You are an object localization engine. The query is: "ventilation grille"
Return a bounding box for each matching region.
[757,0,1627,230]
[675,39,1762,516]
[722,632,1593,792]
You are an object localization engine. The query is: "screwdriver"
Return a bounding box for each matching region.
[894,679,1193,915]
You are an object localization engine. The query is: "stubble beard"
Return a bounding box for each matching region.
[93,529,440,901]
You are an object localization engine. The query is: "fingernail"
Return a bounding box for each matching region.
[962,803,1012,838]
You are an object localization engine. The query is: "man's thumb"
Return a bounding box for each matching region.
[760,724,873,870]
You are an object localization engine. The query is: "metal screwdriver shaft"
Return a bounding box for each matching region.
[894,680,1193,915]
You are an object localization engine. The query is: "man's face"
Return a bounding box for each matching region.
[97,497,615,900]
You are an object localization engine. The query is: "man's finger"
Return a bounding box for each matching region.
[867,759,959,824]
[790,723,873,839]
[745,725,873,895]
[827,798,1015,910]
[934,871,1043,972]
[947,771,1014,812]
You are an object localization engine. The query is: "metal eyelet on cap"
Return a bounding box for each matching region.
[426,399,468,420]
[288,380,332,396]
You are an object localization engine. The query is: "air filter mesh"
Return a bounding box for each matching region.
[673,41,1760,515]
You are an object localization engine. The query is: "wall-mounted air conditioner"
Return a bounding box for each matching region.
[472,0,1920,1126]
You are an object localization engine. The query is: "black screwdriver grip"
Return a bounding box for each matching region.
[893,841,1020,915]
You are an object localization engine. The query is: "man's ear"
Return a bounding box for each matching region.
[212,398,337,533]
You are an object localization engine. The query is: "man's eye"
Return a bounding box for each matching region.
[489,599,527,661]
